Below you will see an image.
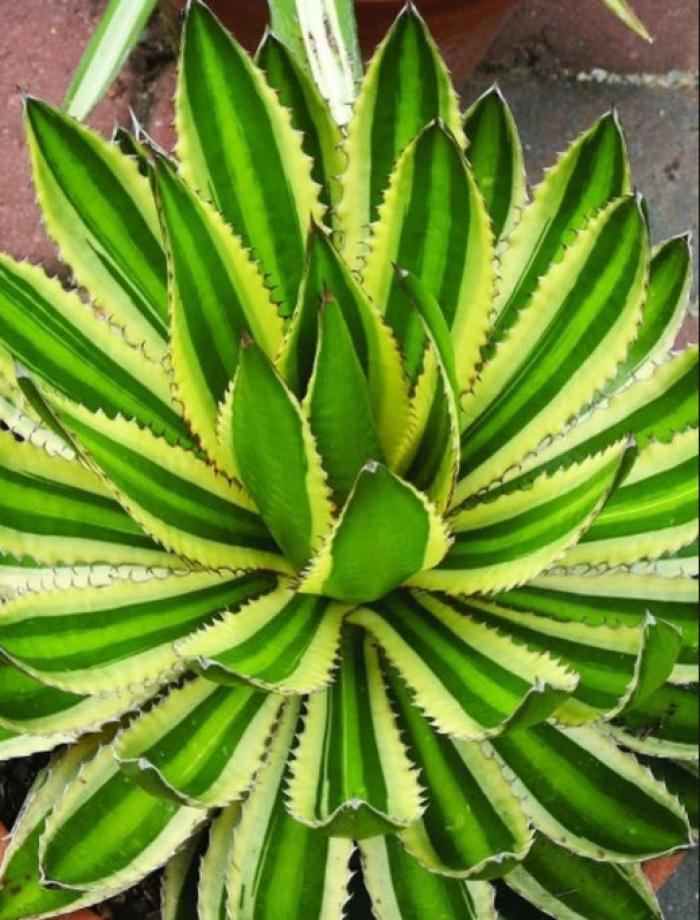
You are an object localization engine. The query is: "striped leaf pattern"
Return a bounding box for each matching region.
[176,1,322,316]
[115,676,282,807]
[288,626,423,838]
[0,3,696,917]
[226,704,354,920]
[25,98,169,359]
[464,87,527,242]
[337,5,463,268]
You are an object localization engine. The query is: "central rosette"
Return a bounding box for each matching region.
[228,256,455,605]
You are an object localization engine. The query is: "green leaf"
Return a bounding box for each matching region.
[600,0,652,40]
[176,586,347,695]
[198,806,239,920]
[416,443,625,595]
[387,665,532,879]
[64,0,159,120]
[155,157,284,467]
[505,835,661,920]
[494,571,699,679]
[562,428,699,568]
[288,625,423,838]
[364,123,495,391]
[337,5,464,268]
[50,399,288,573]
[25,98,169,359]
[350,590,576,740]
[361,834,498,920]
[0,738,108,919]
[177,1,323,315]
[492,111,632,334]
[0,570,276,694]
[0,254,188,445]
[229,342,333,570]
[641,759,698,835]
[400,341,461,512]
[457,196,648,500]
[608,683,699,761]
[299,462,451,603]
[268,0,362,125]
[478,346,699,505]
[227,702,354,920]
[0,431,173,569]
[257,33,345,211]
[467,597,682,725]
[489,721,692,860]
[162,833,204,920]
[115,676,282,807]
[464,86,527,242]
[40,744,205,892]
[0,657,149,737]
[278,227,411,465]
[304,296,384,504]
[605,236,692,393]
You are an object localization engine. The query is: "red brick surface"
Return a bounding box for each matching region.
[492,0,699,74]
[0,0,134,269]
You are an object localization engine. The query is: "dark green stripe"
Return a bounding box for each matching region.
[465,89,517,240]
[377,592,529,728]
[494,114,627,334]
[141,685,268,798]
[323,627,388,817]
[493,582,698,664]
[26,100,168,334]
[458,600,634,713]
[384,127,471,379]
[0,465,156,550]
[183,4,306,313]
[493,723,689,855]
[0,659,84,722]
[247,794,330,920]
[445,458,616,570]
[64,414,276,551]
[462,350,698,508]
[388,666,518,873]
[582,456,697,541]
[380,835,478,918]
[0,574,275,672]
[257,34,338,211]
[461,199,644,472]
[43,768,183,885]
[607,236,691,389]
[211,594,327,684]
[156,161,246,401]
[519,835,660,920]
[0,263,188,444]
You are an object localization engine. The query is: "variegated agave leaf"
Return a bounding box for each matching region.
[0,2,696,919]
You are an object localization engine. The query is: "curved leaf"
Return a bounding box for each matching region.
[0,570,276,694]
[115,676,282,807]
[227,702,354,920]
[350,590,577,740]
[288,625,423,838]
[177,0,322,314]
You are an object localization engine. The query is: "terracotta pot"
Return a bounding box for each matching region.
[169,0,520,86]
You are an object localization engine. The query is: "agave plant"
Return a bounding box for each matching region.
[0,2,697,919]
